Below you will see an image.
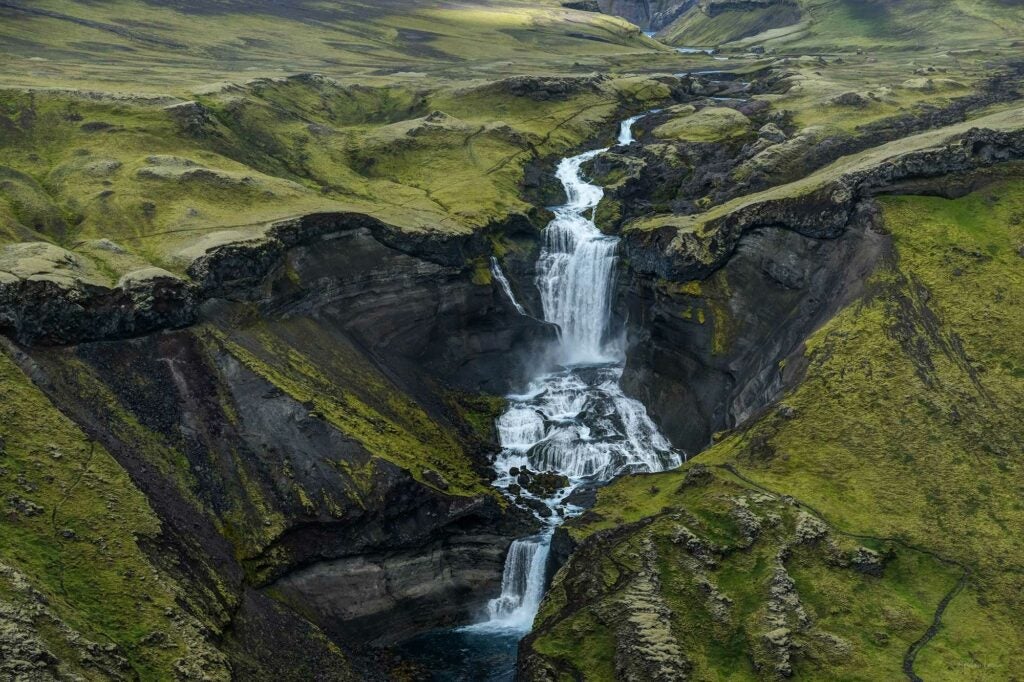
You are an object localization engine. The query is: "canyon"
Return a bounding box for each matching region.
[1,1,1023,680]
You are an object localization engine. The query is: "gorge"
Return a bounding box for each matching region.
[402,112,683,679]
[1,1,1023,680]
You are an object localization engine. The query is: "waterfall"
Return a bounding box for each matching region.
[485,536,551,629]
[470,111,684,636]
[491,257,527,315]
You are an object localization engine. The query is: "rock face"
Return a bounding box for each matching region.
[621,215,888,450]
[3,209,555,674]
[595,0,697,31]
[617,123,1024,450]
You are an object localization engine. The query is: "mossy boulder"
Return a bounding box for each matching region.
[654,106,752,142]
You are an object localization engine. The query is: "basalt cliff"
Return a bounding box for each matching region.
[2,1,1024,680]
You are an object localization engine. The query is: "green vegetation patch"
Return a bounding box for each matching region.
[204,316,494,498]
[654,106,752,143]
[533,171,1024,677]
[0,346,225,679]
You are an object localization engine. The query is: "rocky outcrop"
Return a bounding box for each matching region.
[523,470,873,680]
[0,242,197,346]
[593,69,1020,233]
[2,205,558,674]
[624,125,1024,283]
[0,211,545,356]
[595,1,697,31]
[613,117,1023,450]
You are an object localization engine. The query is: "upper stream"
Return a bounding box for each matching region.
[400,113,683,680]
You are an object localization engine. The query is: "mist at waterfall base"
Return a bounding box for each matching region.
[399,113,682,680]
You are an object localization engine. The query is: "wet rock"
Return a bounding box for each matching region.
[523,471,570,497]
[522,496,554,518]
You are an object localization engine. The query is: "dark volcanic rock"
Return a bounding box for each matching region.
[0,265,197,346]
[621,209,890,451]
[595,0,696,31]
[469,75,606,102]
[562,0,601,11]
[4,206,557,672]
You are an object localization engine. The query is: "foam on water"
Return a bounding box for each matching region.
[470,111,684,637]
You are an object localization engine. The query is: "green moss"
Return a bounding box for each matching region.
[471,257,493,285]
[653,107,752,143]
[203,318,494,498]
[530,609,618,681]
[0,347,206,679]
[535,171,1024,677]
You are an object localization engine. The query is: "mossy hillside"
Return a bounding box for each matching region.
[659,0,1024,53]
[0,345,228,680]
[0,0,675,92]
[658,2,803,49]
[0,88,348,275]
[0,72,680,283]
[22,305,504,581]
[754,52,1014,134]
[653,106,753,143]
[532,465,962,680]
[534,174,1024,678]
[626,104,1024,257]
[203,315,496,500]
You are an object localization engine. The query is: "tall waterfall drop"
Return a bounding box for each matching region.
[479,113,682,631]
[400,112,682,680]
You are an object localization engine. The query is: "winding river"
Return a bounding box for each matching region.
[401,113,683,679]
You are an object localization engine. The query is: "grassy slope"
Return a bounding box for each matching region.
[0,3,681,678]
[0,0,688,282]
[529,171,1024,679]
[660,0,1024,52]
[1,1,1023,679]
[0,0,668,90]
[0,344,232,680]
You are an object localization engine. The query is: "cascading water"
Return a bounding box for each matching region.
[490,257,527,316]
[400,112,683,680]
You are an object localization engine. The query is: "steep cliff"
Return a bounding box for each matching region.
[1,208,564,678]
[522,122,1024,682]
[594,0,697,31]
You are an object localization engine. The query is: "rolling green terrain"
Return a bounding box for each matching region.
[526,171,1024,680]
[0,0,1023,679]
[657,0,1024,53]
